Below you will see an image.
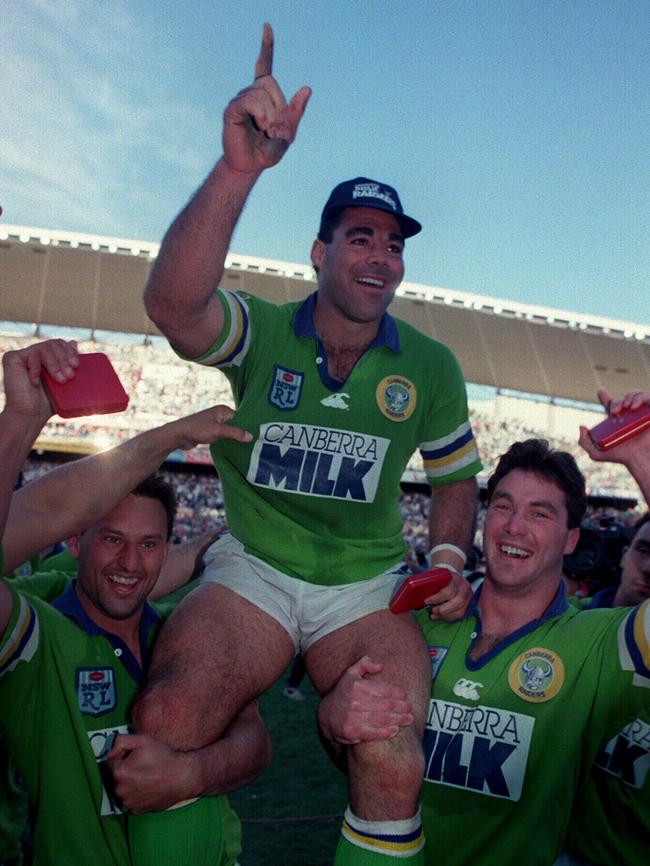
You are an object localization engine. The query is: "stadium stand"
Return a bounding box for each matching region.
[2,224,647,573]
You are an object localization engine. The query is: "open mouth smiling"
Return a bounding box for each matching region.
[499,544,532,559]
[355,276,385,288]
[106,573,138,588]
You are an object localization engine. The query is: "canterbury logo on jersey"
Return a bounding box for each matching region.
[423,699,535,801]
[247,422,390,502]
[594,717,650,789]
[321,393,350,410]
[452,678,484,700]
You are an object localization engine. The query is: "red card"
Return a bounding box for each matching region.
[41,352,129,418]
[589,403,650,451]
[389,568,454,614]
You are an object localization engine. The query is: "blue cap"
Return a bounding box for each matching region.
[319,177,422,239]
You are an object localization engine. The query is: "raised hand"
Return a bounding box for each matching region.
[222,23,311,174]
[426,571,473,621]
[2,339,79,421]
[579,388,650,465]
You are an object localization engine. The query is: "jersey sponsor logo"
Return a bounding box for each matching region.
[321,392,350,410]
[508,647,565,703]
[376,375,416,422]
[428,646,449,678]
[268,365,304,410]
[87,724,131,815]
[76,667,117,716]
[452,678,484,701]
[594,717,650,789]
[248,422,390,502]
[423,699,535,801]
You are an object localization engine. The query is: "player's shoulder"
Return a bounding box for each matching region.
[548,602,636,663]
[9,570,73,602]
[224,288,298,319]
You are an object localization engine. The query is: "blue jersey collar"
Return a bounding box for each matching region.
[586,586,617,609]
[53,580,161,682]
[464,580,568,670]
[293,292,401,353]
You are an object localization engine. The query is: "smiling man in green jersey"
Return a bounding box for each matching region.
[320,390,650,866]
[0,339,270,866]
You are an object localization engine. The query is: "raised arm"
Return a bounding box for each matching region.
[0,341,78,541]
[107,701,272,813]
[3,405,251,574]
[143,23,310,358]
[579,388,650,508]
[0,340,80,634]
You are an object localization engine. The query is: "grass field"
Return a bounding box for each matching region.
[230,668,349,865]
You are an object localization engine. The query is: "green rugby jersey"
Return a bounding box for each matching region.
[415,587,650,866]
[184,290,481,584]
[565,592,649,865]
[0,578,239,866]
[0,571,73,863]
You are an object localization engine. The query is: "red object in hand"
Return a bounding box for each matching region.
[389,568,454,614]
[589,403,650,451]
[41,352,129,418]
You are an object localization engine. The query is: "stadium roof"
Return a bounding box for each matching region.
[2,223,649,406]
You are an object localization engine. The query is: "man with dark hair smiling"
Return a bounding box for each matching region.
[140,22,480,866]
[0,339,270,866]
[319,391,650,865]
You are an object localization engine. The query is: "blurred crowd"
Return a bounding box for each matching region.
[4,332,644,571]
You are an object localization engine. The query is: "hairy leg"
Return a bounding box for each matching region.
[134,584,295,750]
[306,610,430,820]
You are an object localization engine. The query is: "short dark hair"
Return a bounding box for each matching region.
[487,439,586,530]
[317,208,344,244]
[131,475,177,540]
[313,209,344,276]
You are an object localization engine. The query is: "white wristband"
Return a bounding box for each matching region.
[429,543,467,566]
[429,562,459,574]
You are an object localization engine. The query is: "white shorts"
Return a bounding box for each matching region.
[200,534,409,652]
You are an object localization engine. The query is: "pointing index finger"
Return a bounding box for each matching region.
[254,22,273,80]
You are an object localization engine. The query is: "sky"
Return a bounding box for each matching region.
[3,0,648,325]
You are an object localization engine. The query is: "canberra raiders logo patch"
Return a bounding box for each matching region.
[508,647,565,703]
[268,365,304,410]
[376,375,416,422]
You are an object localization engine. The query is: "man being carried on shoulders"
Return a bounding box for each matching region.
[140,23,480,865]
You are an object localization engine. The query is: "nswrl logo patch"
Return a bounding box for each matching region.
[77,667,117,716]
[268,365,304,410]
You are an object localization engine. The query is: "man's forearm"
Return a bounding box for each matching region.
[187,703,272,798]
[427,477,478,572]
[150,530,223,600]
[4,414,215,573]
[144,159,260,357]
[0,409,47,545]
